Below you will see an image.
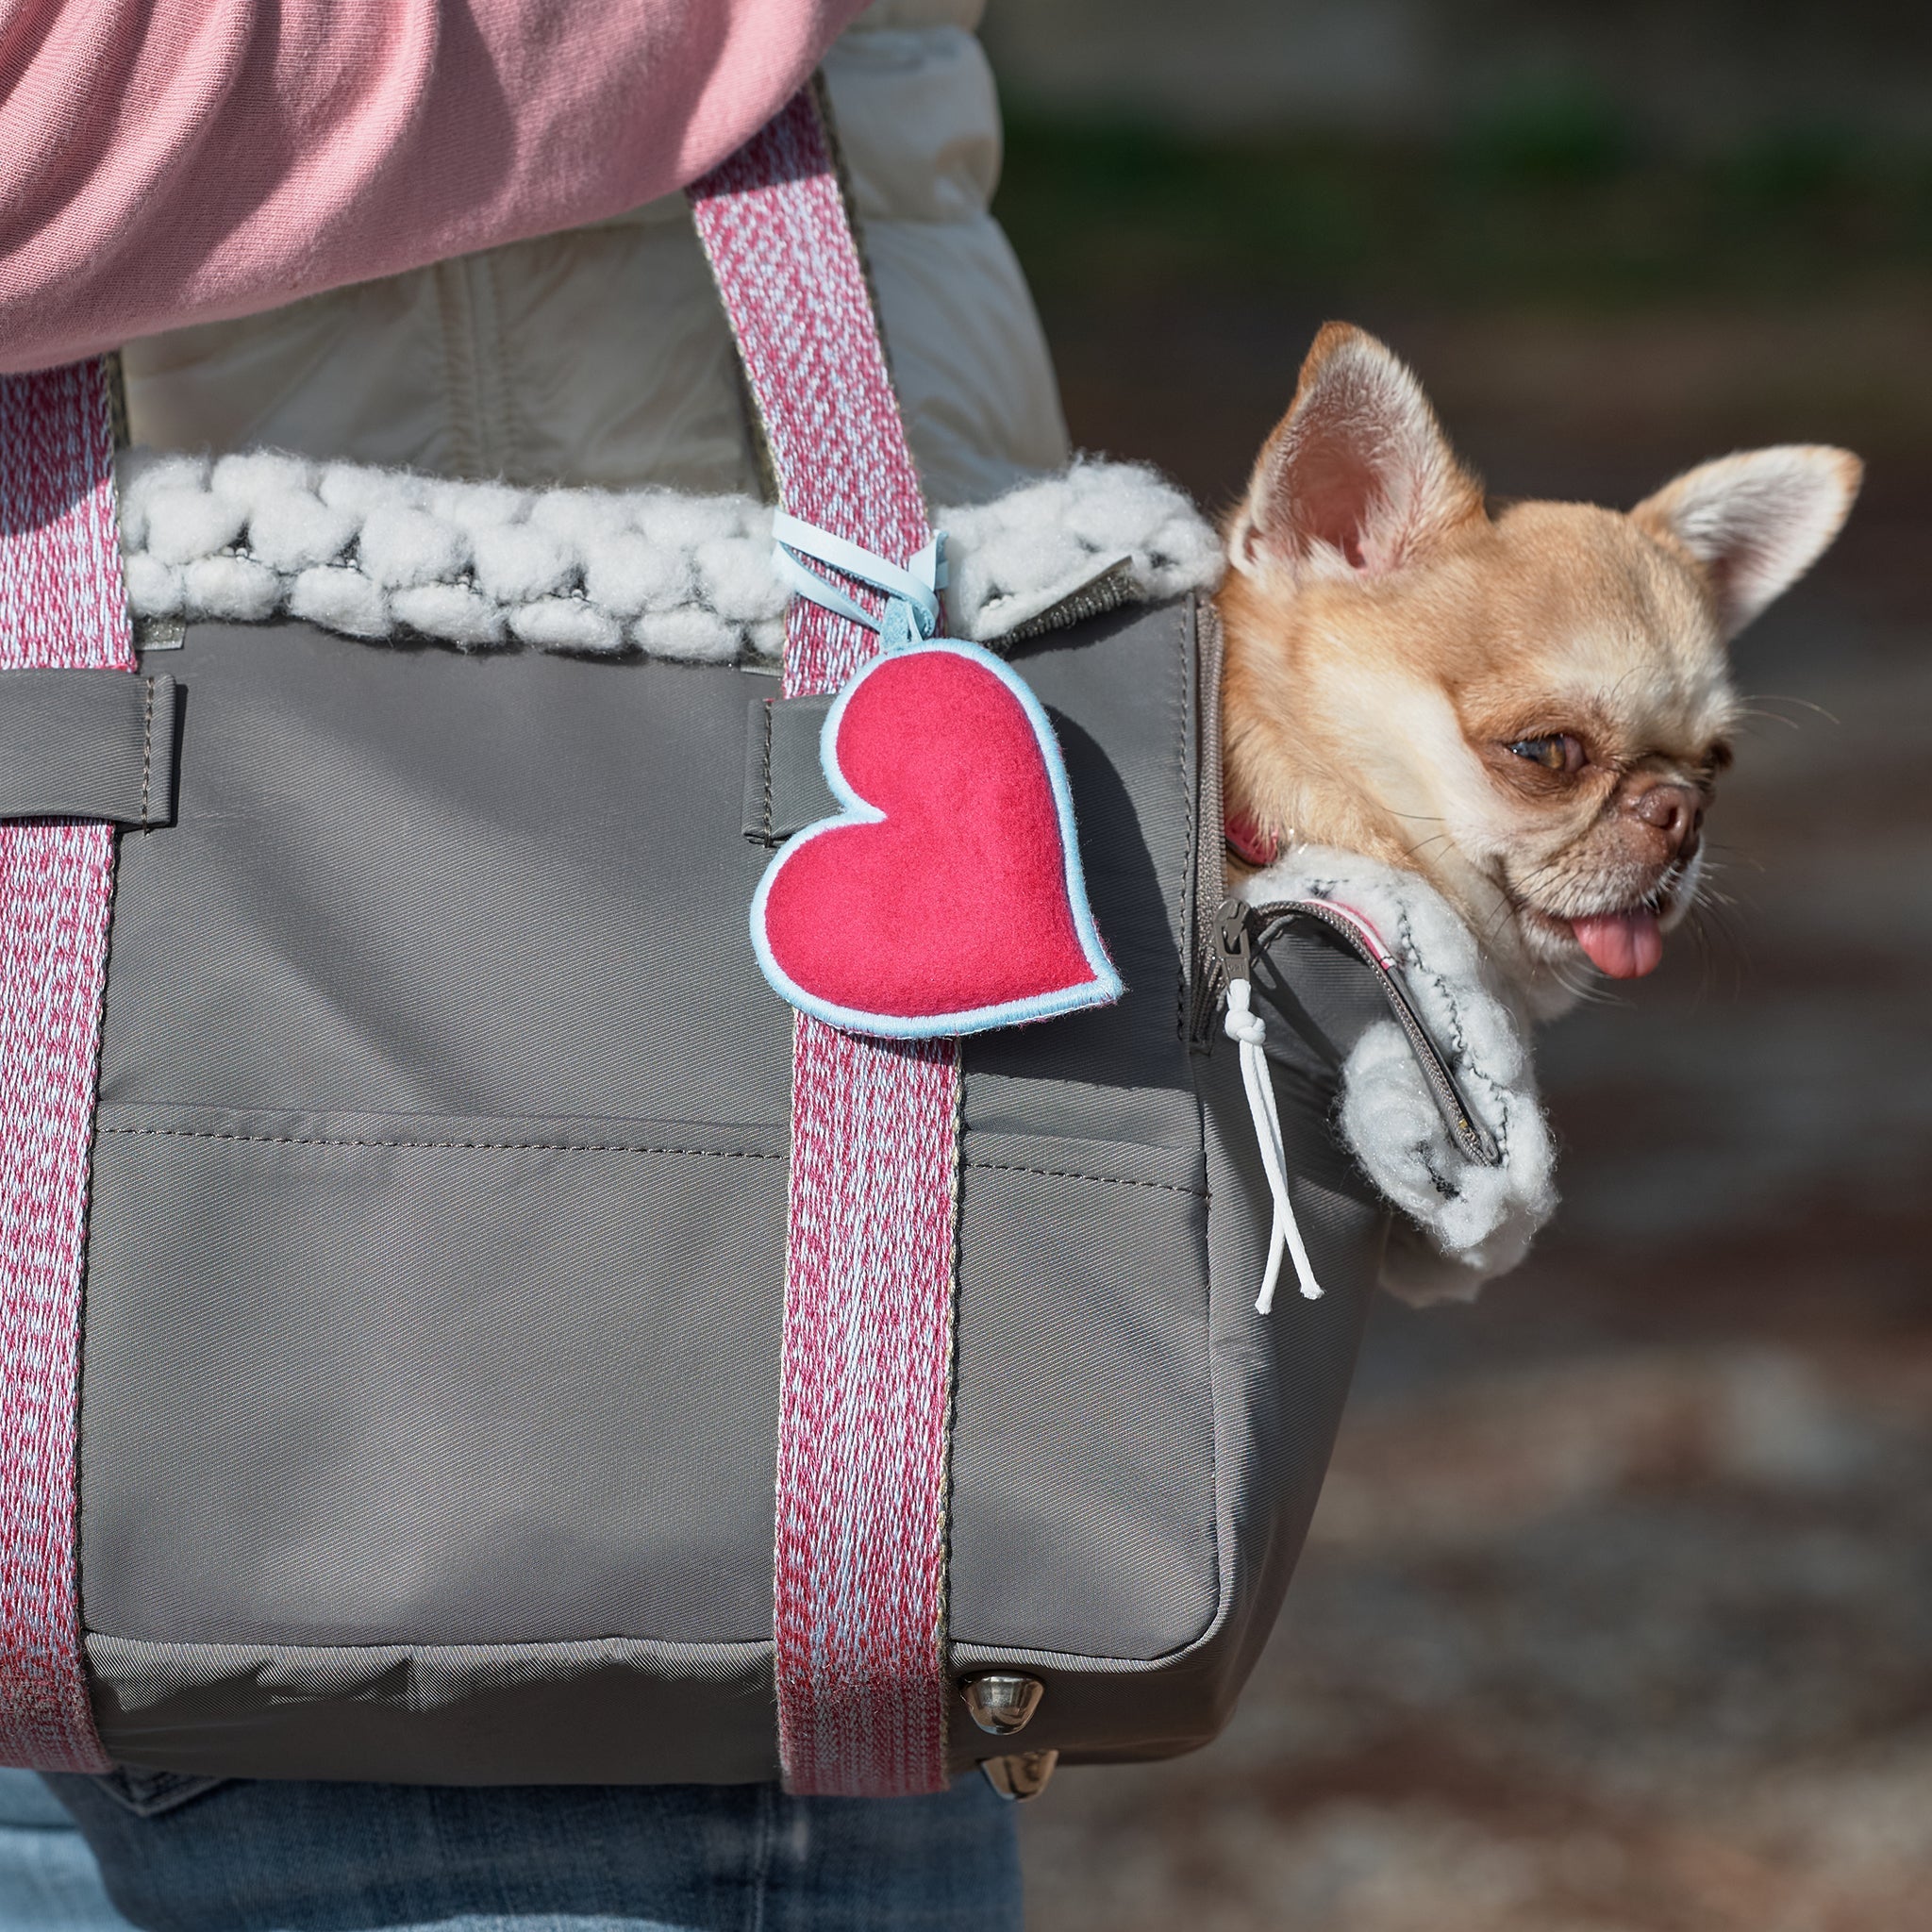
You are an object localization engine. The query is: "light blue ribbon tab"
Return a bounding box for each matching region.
[772,512,947,644]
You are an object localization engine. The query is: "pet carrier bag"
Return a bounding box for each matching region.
[0,91,1497,1799]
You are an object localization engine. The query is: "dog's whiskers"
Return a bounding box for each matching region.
[1741,691,1842,726]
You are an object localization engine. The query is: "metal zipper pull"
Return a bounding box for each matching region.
[1215,894,1253,993]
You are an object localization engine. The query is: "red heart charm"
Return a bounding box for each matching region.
[751,641,1123,1037]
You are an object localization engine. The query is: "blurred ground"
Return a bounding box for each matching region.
[994,108,1932,1932]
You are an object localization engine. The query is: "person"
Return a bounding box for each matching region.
[1,3,1067,1925]
[3,0,1067,502]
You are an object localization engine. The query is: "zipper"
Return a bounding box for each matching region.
[1189,597,1228,1043]
[1215,896,1502,1170]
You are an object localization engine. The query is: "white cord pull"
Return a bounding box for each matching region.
[1223,977,1324,1313]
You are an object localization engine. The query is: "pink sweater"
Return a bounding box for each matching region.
[0,0,871,374]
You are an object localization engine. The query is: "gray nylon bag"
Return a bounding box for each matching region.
[49,576,1463,1786]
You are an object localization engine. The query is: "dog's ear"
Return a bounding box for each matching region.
[1228,323,1485,582]
[1631,446,1862,640]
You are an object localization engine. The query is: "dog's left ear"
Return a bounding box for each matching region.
[1229,323,1486,583]
[1631,446,1862,640]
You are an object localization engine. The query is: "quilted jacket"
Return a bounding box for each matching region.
[119,1,1069,506]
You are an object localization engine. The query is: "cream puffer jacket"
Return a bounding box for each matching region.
[120,0,1067,508]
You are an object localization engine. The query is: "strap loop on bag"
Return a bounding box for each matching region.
[0,670,177,827]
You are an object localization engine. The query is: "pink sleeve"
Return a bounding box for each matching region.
[0,0,872,374]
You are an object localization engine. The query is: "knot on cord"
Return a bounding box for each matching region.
[1222,999,1268,1050]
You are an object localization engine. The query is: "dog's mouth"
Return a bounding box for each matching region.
[1566,908,1663,978]
[1506,859,1699,981]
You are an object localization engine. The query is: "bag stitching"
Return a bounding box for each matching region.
[140,675,154,825]
[97,1125,1203,1194]
[1174,596,1192,1043]
[963,1160,1204,1197]
[761,697,774,844]
[99,1126,786,1158]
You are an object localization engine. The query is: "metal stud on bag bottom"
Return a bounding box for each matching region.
[980,1751,1059,1802]
[964,1674,1054,1797]
[961,1673,1044,1737]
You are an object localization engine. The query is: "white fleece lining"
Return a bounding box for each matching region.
[1241,846,1558,1306]
[116,452,1224,660]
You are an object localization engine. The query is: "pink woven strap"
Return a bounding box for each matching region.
[691,91,960,1797]
[0,359,130,1774]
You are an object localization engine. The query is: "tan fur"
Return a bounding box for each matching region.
[1219,324,1861,1018]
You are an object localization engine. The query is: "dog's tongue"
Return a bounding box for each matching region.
[1571,909,1664,979]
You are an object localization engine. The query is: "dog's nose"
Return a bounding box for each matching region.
[1624,778,1702,857]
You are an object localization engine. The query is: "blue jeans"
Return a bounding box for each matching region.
[0,1774,135,1932]
[10,1770,1021,1932]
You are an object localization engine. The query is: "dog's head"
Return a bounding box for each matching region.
[1219,323,1861,1017]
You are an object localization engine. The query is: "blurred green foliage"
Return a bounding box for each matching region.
[1459,79,1636,186]
[994,102,1932,310]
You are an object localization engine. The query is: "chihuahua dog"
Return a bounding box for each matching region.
[1218,322,1860,1020]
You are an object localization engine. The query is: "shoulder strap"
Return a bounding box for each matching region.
[0,360,132,1773]
[691,89,961,1799]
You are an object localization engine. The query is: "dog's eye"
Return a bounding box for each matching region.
[1507,734,1582,774]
